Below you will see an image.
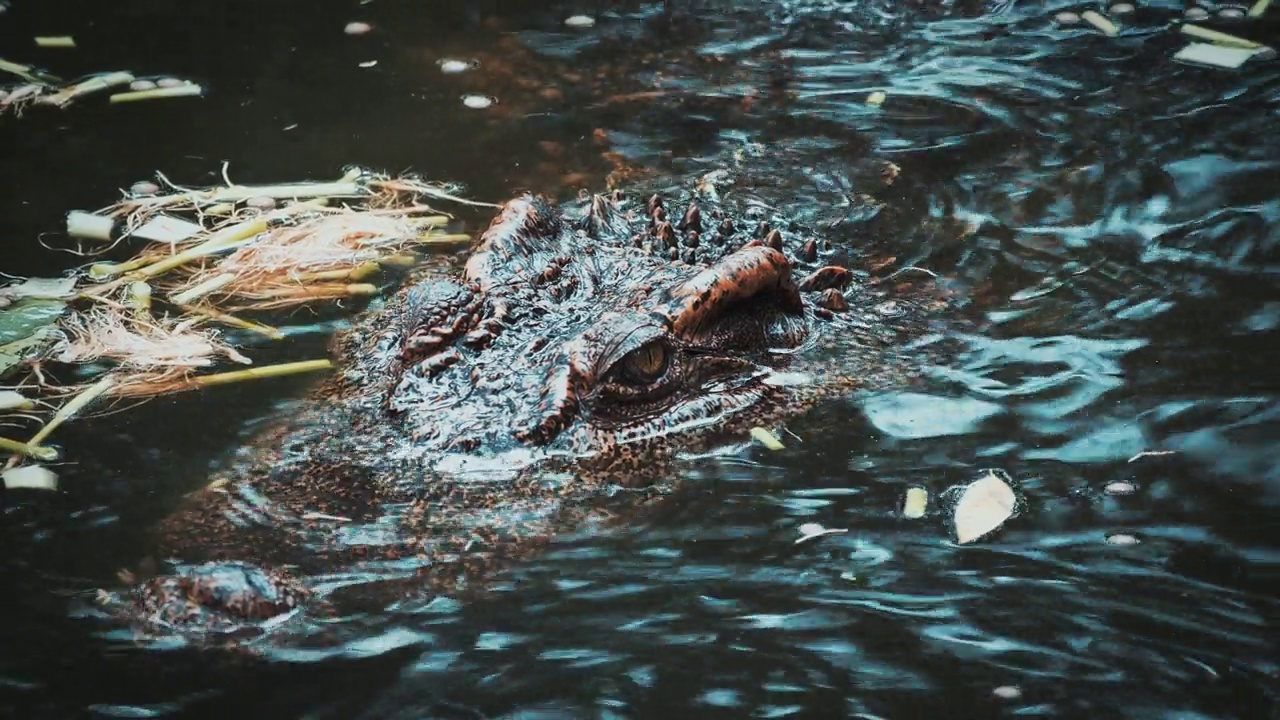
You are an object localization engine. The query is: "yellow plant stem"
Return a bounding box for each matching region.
[44,71,134,105]
[134,216,268,278]
[0,436,58,462]
[296,262,381,282]
[0,57,59,84]
[178,304,284,340]
[408,215,449,227]
[134,182,363,210]
[416,233,472,244]
[25,376,116,450]
[190,359,333,387]
[118,360,333,396]
[1181,23,1266,49]
[169,273,237,305]
[256,283,378,299]
[110,85,203,103]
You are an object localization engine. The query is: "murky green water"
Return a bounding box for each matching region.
[2,1,1278,717]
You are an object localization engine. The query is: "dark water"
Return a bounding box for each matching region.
[3,0,1279,717]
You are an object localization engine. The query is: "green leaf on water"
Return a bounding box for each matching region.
[0,299,66,378]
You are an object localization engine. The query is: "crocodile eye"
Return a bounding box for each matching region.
[618,342,669,383]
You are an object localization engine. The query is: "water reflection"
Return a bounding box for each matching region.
[2,0,1278,717]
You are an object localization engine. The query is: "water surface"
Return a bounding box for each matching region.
[1,1,1277,718]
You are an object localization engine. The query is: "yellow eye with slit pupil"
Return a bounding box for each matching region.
[621,342,668,381]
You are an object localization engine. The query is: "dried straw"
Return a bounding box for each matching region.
[163,211,434,310]
[1,83,50,115]
[51,305,250,371]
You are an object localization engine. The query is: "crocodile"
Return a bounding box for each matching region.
[106,168,944,643]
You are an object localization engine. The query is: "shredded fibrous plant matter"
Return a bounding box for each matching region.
[53,306,249,370]
[166,211,446,311]
[0,83,50,115]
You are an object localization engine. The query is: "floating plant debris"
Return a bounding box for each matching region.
[34,36,76,49]
[950,469,1020,545]
[110,83,203,103]
[749,426,785,451]
[1081,10,1120,36]
[794,523,848,545]
[2,464,58,491]
[0,166,491,480]
[0,56,59,84]
[438,59,475,74]
[0,390,33,411]
[1172,42,1266,69]
[1180,23,1273,52]
[902,487,928,519]
[461,94,496,109]
[1,66,202,115]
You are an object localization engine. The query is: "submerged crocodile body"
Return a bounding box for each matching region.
[112,168,943,641]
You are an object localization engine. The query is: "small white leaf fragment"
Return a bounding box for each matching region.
[0,390,33,410]
[902,487,928,519]
[461,94,495,109]
[953,470,1018,544]
[3,276,78,300]
[992,685,1022,700]
[438,59,473,74]
[345,22,373,35]
[1104,481,1137,496]
[66,210,115,241]
[866,90,886,106]
[1106,533,1140,546]
[1173,42,1270,69]
[128,215,203,243]
[749,426,785,451]
[358,60,378,68]
[130,180,160,196]
[564,15,596,28]
[795,522,848,544]
[2,465,59,491]
[1081,10,1120,36]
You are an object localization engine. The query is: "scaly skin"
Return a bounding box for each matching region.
[106,168,944,644]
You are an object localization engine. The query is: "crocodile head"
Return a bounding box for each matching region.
[336,184,929,481]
